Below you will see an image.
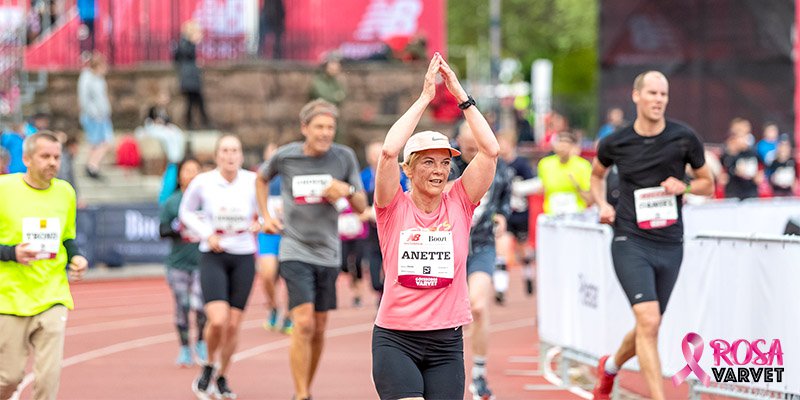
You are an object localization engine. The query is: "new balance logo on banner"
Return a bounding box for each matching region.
[354,0,423,41]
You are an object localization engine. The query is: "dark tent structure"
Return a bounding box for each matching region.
[599,0,795,145]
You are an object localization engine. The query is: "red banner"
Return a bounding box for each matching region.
[286,0,445,61]
[23,0,445,69]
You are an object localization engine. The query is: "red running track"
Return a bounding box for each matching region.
[12,268,584,400]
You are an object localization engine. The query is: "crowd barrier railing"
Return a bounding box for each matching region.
[536,209,800,399]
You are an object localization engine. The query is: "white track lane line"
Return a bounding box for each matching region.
[13,316,539,398]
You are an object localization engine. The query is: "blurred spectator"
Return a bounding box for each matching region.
[78,52,113,180]
[721,118,762,200]
[309,54,346,107]
[258,0,285,59]
[339,201,369,308]
[428,74,460,124]
[766,134,796,197]
[543,111,568,148]
[537,130,592,215]
[357,140,409,306]
[359,141,384,303]
[27,0,53,43]
[498,132,536,218]
[0,146,8,174]
[135,92,187,204]
[147,92,173,125]
[55,132,79,192]
[174,21,211,130]
[77,0,97,58]
[497,132,537,296]
[515,109,534,144]
[756,122,780,165]
[1,122,28,173]
[597,107,625,141]
[402,33,427,61]
[24,112,50,136]
[200,159,216,172]
[26,0,66,43]
[685,149,723,205]
[381,33,427,62]
[115,133,141,171]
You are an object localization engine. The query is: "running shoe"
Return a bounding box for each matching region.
[469,375,495,400]
[215,375,237,399]
[176,345,193,367]
[281,317,293,335]
[194,341,208,364]
[592,355,617,400]
[263,308,279,331]
[494,291,505,306]
[525,277,535,296]
[191,364,216,400]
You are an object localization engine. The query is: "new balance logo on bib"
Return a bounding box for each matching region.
[397,230,454,289]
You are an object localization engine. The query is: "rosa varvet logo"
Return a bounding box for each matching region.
[673,333,784,387]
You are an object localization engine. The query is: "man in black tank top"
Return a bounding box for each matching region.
[589,71,715,400]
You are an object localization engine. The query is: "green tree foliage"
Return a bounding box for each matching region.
[448,0,599,132]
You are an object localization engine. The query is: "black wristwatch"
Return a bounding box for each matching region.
[458,95,476,110]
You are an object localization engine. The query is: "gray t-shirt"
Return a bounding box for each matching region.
[259,142,364,267]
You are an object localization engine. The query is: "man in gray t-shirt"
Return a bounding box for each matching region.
[255,99,366,400]
[259,141,365,266]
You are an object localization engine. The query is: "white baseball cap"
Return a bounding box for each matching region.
[402,131,461,162]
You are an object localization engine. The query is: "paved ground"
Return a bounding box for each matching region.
[13,266,586,400]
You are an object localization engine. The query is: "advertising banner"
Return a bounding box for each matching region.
[537,216,800,394]
[77,203,170,266]
[24,0,445,69]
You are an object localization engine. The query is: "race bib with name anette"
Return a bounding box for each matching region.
[397,230,454,289]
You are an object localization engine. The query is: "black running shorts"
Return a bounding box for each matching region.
[610,235,683,314]
[199,252,256,310]
[279,260,339,312]
[372,325,465,400]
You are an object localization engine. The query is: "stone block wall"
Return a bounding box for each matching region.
[31,60,455,162]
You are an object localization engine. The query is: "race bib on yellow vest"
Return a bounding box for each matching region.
[397,230,454,289]
[22,218,61,259]
[549,192,580,215]
[634,187,678,229]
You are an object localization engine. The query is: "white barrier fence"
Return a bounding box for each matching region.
[536,213,800,397]
[683,197,800,237]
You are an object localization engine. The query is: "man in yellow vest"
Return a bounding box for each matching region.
[0,132,88,400]
[538,130,593,215]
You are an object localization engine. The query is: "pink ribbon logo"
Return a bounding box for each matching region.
[672,332,711,387]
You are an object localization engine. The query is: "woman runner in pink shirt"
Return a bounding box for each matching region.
[372,53,499,400]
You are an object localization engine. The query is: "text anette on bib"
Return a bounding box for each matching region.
[397,230,454,289]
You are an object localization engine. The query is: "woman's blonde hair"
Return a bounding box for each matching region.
[400,152,423,182]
